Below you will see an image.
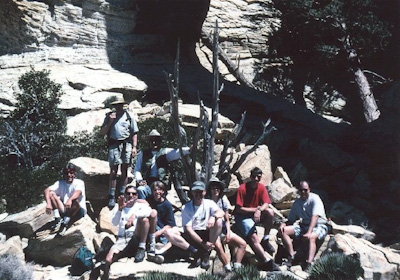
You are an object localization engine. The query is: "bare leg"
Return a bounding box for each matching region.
[249,233,268,260]
[109,165,118,190]
[49,192,65,214]
[307,233,318,263]
[209,218,223,244]
[164,228,191,250]
[280,226,296,257]
[215,238,229,266]
[260,209,274,235]
[136,217,150,244]
[104,248,119,278]
[120,163,129,190]
[227,232,246,264]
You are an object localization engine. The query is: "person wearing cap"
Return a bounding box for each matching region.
[181,181,225,270]
[206,177,246,272]
[234,167,280,271]
[44,163,86,236]
[133,129,190,200]
[100,96,139,208]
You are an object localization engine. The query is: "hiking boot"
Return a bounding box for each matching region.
[56,223,67,237]
[201,254,210,270]
[188,247,198,258]
[302,261,313,271]
[50,218,62,232]
[148,242,156,254]
[261,239,275,255]
[262,259,281,272]
[134,248,146,263]
[147,253,165,264]
[108,195,116,209]
[283,252,296,267]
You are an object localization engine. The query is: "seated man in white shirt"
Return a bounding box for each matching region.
[44,163,86,235]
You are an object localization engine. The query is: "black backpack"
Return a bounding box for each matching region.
[70,246,95,276]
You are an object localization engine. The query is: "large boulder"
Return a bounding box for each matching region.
[235,144,273,186]
[326,233,400,280]
[69,157,134,213]
[0,202,52,238]
[268,177,297,204]
[25,215,97,267]
[0,235,24,261]
[329,201,369,226]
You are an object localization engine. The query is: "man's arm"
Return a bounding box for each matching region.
[303,215,319,239]
[64,190,82,208]
[134,152,144,183]
[165,147,191,162]
[100,113,114,136]
[131,133,137,156]
[44,186,53,214]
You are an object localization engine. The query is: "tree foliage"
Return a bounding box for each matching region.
[257,0,392,123]
[0,68,67,169]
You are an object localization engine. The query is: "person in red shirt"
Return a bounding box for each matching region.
[234,167,280,271]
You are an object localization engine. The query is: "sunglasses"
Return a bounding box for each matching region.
[299,189,309,192]
[126,192,138,196]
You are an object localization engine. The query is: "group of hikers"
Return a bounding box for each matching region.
[43,97,329,279]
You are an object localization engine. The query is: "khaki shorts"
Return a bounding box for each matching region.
[108,142,132,166]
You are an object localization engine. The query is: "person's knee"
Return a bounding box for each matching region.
[150,209,157,219]
[249,233,259,244]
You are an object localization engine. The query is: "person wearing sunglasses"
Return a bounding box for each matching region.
[102,185,153,280]
[278,181,328,270]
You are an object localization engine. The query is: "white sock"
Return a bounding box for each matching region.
[149,233,156,245]
[233,262,242,269]
[53,209,60,218]
[138,242,146,249]
[224,264,232,271]
[63,216,70,225]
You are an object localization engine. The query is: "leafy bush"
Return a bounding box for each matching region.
[196,272,223,280]
[307,252,364,280]
[270,273,299,280]
[229,265,262,280]
[0,69,108,213]
[140,271,193,280]
[0,253,34,280]
[0,68,67,169]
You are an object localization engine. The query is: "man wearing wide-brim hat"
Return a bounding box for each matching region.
[133,128,190,200]
[100,96,139,208]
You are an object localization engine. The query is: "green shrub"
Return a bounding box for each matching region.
[0,253,34,280]
[270,273,299,280]
[229,265,262,280]
[0,68,67,169]
[140,271,193,280]
[307,252,364,280]
[196,272,223,280]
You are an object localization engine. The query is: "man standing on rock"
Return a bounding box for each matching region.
[234,167,280,271]
[44,163,86,236]
[100,96,138,208]
[278,181,328,270]
[134,129,190,200]
[102,185,153,280]
[181,181,225,270]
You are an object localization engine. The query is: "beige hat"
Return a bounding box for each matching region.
[110,96,127,105]
[148,129,162,137]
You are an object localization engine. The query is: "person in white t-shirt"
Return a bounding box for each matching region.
[278,181,328,270]
[181,181,224,270]
[44,163,86,235]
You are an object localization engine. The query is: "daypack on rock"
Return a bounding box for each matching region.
[70,246,94,276]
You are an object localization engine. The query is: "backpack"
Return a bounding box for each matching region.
[70,246,95,276]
